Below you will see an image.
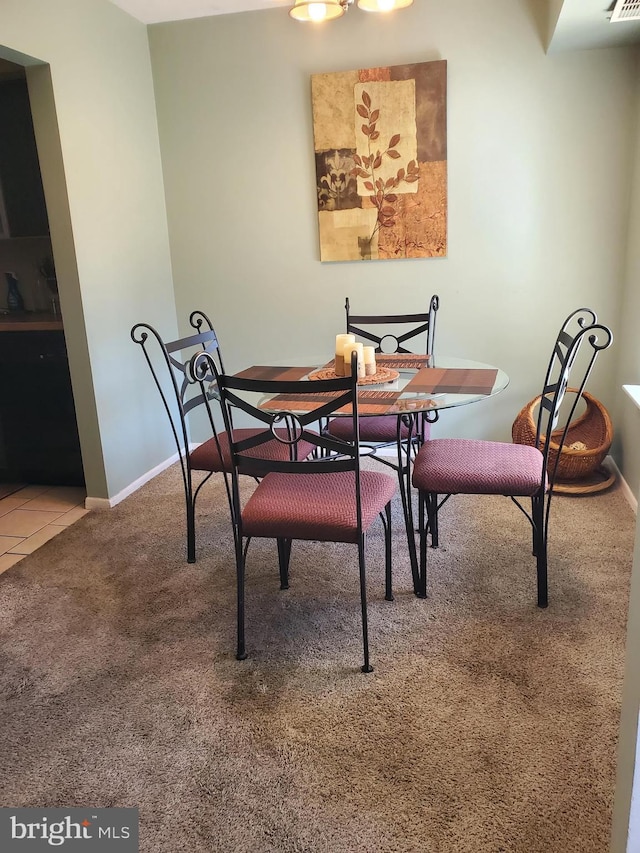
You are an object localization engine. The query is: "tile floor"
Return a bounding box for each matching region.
[0,485,88,576]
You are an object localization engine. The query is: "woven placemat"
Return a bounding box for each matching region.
[308,366,400,385]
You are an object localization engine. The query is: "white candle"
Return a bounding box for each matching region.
[335,333,355,376]
[363,345,377,376]
[343,342,365,378]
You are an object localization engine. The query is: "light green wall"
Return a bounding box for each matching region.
[149,0,638,449]
[615,62,640,501]
[612,67,640,851]
[0,0,177,500]
[26,64,106,496]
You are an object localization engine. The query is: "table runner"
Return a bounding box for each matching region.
[234,359,434,382]
[259,389,401,416]
[322,354,431,370]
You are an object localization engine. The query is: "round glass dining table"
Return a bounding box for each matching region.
[225,354,509,594]
[235,353,509,417]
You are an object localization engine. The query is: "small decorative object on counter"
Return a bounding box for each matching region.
[5,271,25,313]
[38,255,57,295]
[33,278,49,313]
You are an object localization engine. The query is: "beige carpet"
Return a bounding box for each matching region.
[0,464,634,852]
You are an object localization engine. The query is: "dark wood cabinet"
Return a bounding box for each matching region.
[0,77,49,239]
[0,331,84,485]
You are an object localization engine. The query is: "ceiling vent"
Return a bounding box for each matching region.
[609,0,640,22]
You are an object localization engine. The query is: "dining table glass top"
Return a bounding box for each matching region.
[230,353,509,417]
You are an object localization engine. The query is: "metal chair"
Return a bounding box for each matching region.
[325,295,440,587]
[198,350,397,673]
[326,294,439,447]
[131,310,316,564]
[411,308,613,606]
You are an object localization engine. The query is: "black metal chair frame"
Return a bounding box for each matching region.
[345,294,439,359]
[326,294,439,591]
[417,308,613,607]
[195,350,394,673]
[131,311,232,564]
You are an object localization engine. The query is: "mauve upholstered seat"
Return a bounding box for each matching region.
[327,415,430,443]
[189,429,317,473]
[412,438,546,496]
[242,470,397,543]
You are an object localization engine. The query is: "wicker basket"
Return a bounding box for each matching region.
[511,389,613,482]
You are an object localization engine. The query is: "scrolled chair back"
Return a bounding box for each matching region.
[534,309,613,489]
[344,294,439,356]
[189,349,362,476]
[131,310,234,564]
[130,313,223,456]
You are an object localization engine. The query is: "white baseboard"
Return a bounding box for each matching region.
[606,454,637,514]
[84,450,183,510]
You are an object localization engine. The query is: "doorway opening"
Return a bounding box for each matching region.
[0,58,84,490]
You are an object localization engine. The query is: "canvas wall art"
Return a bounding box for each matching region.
[311,59,447,262]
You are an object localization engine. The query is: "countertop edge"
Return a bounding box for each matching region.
[0,319,64,332]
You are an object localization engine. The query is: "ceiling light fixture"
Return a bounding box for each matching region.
[289,0,413,24]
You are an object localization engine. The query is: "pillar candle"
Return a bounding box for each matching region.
[363,345,377,376]
[335,333,355,376]
[343,342,365,378]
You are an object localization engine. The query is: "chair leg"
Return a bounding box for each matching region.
[357,535,373,673]
[395,427,420,593]
[186,497,196,564]
[428,492,439,548]
[530,496,537,556]
[188,471,219,564]
[417,492,428,598]
[383,502,393,602]
[532,495,548,608]
[235,535,248,660]
[277,538,292,590]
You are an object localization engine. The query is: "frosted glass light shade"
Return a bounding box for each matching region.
[289,1,346,21]
[357,0,413,11]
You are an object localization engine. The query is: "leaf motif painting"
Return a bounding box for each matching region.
[311,60,447,262]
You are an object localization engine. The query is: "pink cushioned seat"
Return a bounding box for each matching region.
[412,438,546,496]
[242,470,397,543]
[327,415,430,443]
[189,429,317,472]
